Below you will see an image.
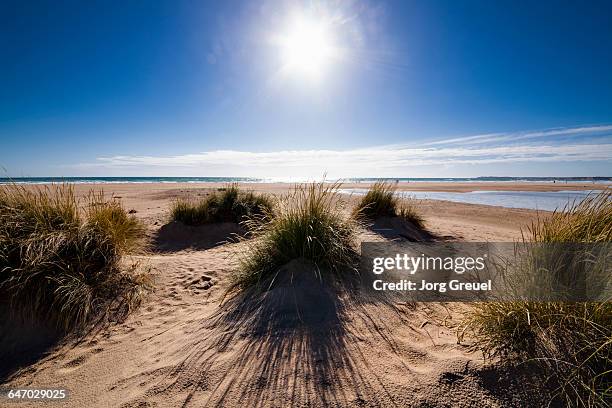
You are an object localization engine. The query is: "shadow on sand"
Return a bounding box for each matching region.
[152,221,245,252]
[0,296,145,383]
[144,256,555,407]
[0,311,61,382]
[157,259,412,407]
[366,216,436,242]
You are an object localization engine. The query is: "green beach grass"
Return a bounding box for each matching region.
[353,181,424,228]
[170,184,273,226]
[0,184,149,331]
[229,182,359,292]
[462,190,612,407]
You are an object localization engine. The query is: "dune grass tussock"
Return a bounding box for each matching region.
[353,181,424,228]
[229,182,359,292]
[463,190,612,407]
[86,190,147,254]
[396,204,424,229]
[0,184,149,331]
[353,181,398,218]
[171,184,273,226]
[527,190,612,243]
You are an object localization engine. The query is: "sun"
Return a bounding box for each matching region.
[276,14,339,80]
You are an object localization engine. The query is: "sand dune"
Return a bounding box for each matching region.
[1,183,553,407]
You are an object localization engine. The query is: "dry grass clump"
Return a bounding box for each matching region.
[397,204,424,229]
[528,190,612,243]
[0,184,149,331]
[463,190,612,407]
[171,184,273,226]
[353,181,424,228]
[229,182,359,292]
[353,181,398,218]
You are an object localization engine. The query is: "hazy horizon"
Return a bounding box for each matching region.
[2,175,611,182]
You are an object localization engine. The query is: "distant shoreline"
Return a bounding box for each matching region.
[3,181,607,211]
[1,176,611,186]
[1,180,608,194]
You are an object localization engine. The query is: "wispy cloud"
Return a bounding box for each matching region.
[68,142,611,174]
[64,124,612,177]
[421,124,612,146]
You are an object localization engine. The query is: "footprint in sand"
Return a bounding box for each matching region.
[188,274,214,290]
[57,345,105,374]
[63,355,87,368]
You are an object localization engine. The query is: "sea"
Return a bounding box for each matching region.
[340,189,605,212]
[1,176,609,212]
[1,176,611,185]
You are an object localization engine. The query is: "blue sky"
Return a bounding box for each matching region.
[1,0,611,177]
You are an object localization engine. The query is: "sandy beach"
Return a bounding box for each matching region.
[4,0,611,404]
[45,180,606,195]
[0,182,569,407]
[54,181,601,241]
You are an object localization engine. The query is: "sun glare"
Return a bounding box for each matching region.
[276,15,339,80]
